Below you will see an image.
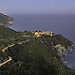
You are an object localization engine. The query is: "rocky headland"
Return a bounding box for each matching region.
[0,13,75,75]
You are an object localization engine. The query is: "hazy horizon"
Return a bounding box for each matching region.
[0,0,75,15]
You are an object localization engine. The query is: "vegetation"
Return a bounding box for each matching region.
[0,25,32,49]
[0,26,74,75]
[0,25,17,39]
[40,35,73,58]
[0,14,75,75]
[2,39,67,75]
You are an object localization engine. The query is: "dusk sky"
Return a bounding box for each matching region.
[0,0,75,15]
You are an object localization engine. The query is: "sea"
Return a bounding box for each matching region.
[8,14,75,69]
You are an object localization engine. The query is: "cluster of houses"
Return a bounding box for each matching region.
[32,30,55,37]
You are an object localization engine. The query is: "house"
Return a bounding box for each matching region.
[35,32,39,36]
[34,31,42,37]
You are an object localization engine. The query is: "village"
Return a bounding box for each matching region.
[32,30,55,37]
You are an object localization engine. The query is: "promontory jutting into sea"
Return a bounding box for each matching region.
[0,0,75,74]
[0,13,75,75]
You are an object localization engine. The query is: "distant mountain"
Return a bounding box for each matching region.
[0,13,14,26]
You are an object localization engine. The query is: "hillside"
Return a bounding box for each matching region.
[0,13,32,49]
[1,39,68,75]
[0,35,73,75]
[0,25,18,50]
[40,35,73,57]
[0,13,18,48]
[0,14,75,75]
[0,25,17,39]
[0,13,13,26]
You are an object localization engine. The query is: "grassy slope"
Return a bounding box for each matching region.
[0,25,18,49]
[0,25,74,75]
[0,25,17,39]
[1,39,68,75]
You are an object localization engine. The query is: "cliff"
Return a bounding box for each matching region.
[41,34,73,57]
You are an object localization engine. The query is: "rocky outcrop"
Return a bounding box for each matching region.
[41,35,73,57]
[54,44,72,56]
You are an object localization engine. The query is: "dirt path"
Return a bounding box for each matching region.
[0,56,12,67]
[0,39,30,67]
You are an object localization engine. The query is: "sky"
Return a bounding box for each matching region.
[0,0,75,15]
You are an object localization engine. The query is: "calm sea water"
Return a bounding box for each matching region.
[8,14,75,69]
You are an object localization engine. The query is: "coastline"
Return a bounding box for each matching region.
[56,44,75,61]
[61,44,75,61]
